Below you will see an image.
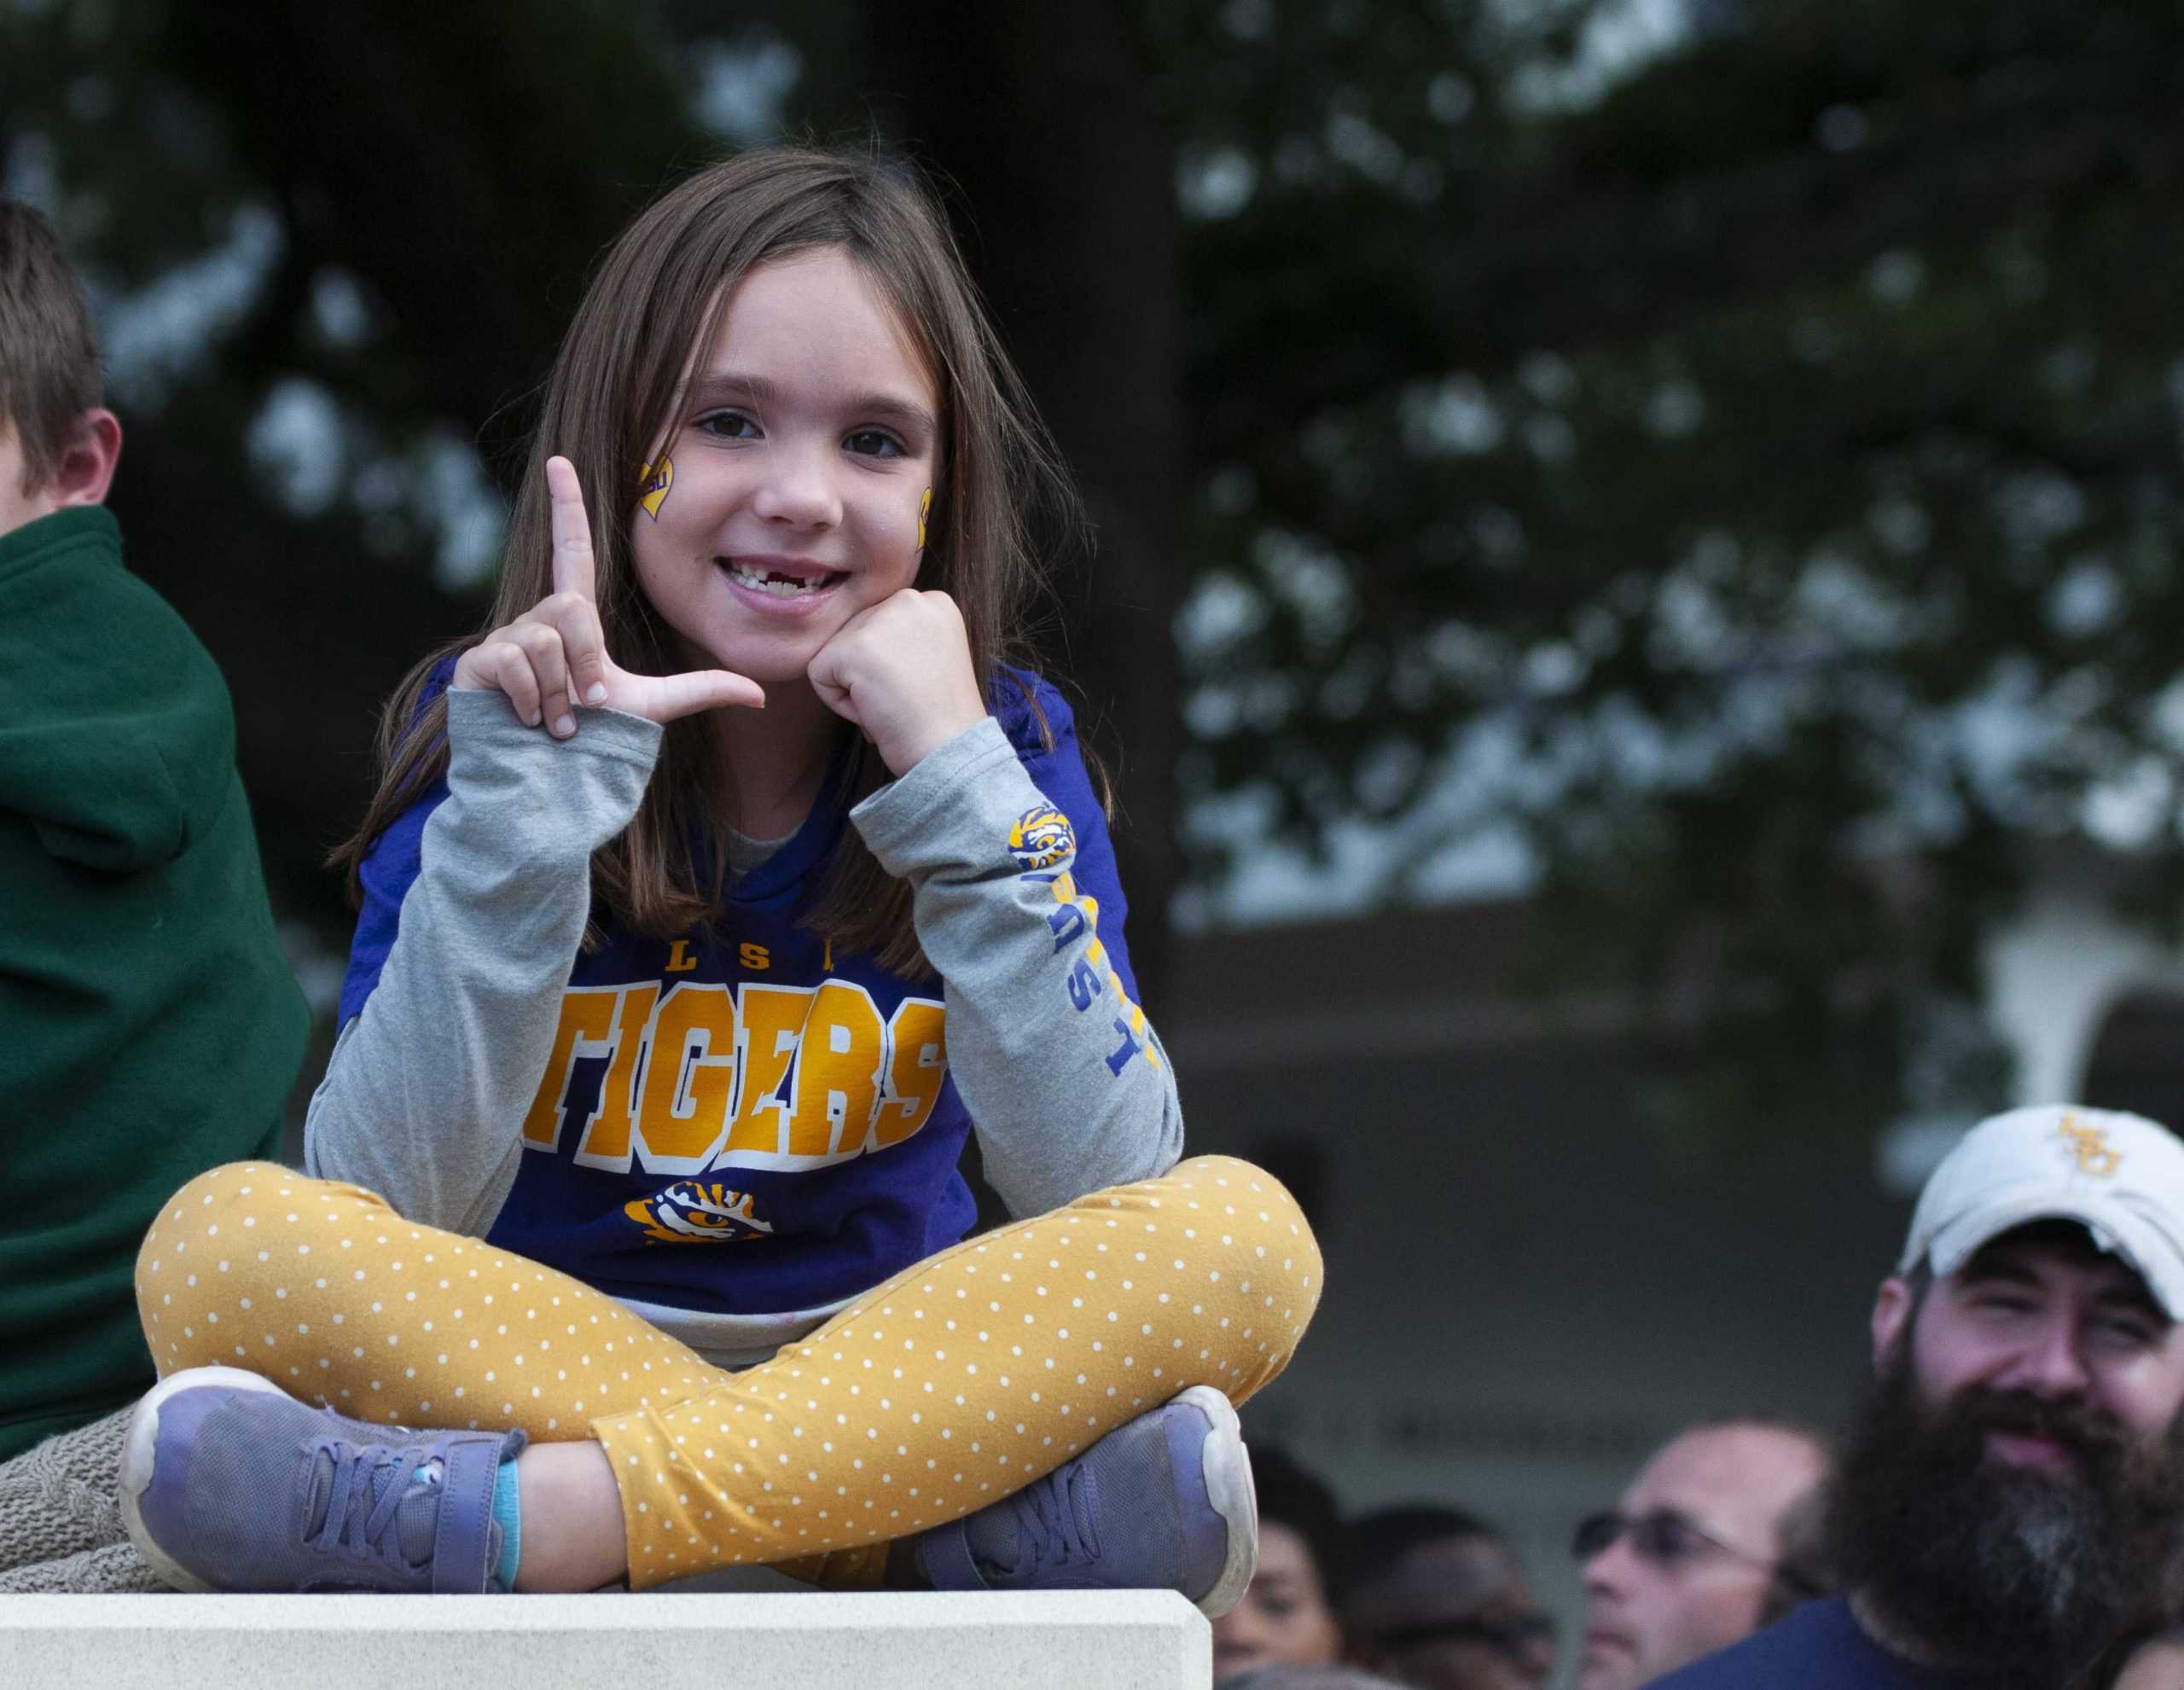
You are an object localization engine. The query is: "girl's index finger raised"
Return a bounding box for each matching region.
[543,455,598,603]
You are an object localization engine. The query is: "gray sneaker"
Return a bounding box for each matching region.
[915,1384,1257,1615]
[119,1366,521,1593]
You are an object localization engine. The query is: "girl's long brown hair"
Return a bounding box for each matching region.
[332,147,1087,977]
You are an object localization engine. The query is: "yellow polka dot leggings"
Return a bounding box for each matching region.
[136,1155,1320,1589]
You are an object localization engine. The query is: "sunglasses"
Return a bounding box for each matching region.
[1373,1611,1559,1658]
[1571,1509,1825,1600]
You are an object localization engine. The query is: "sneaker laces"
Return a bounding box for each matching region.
[305,1437,439,1570]
[1000,1462,1099,1576]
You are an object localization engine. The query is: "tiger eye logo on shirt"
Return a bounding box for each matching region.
[1008,802,1075,871]
[624,1182,775,1244]
[637,455,673,519]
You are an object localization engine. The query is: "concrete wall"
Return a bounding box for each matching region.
[0,1591,1209,1688]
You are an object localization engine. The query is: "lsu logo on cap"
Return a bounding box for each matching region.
[2056,1112,2123,1177]
[1008,802,1075,872]
[636,455,674,519]
[624,1182,774,1244]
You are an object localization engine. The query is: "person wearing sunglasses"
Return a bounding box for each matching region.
[1574,1417,1834,1689]
[1339,1504,1558,1690]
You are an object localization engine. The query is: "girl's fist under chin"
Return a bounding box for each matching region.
[807,589,986,776]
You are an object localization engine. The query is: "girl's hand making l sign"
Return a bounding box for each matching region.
[451,456,767,734]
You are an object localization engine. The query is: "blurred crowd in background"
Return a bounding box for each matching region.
[1211,1418,1826,1688]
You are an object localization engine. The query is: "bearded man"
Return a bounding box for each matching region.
[1649,1104,2184,1689]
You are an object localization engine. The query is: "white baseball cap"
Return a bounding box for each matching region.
[1899,1104,2184,1318]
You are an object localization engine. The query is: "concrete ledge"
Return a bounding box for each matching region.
[0,1589,1210,1688]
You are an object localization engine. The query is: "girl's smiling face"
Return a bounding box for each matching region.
[630,245,940,688]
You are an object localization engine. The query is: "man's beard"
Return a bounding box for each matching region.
[1827,1343,2184,1687]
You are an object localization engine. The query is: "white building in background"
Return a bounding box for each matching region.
[1880,855,2184,1196]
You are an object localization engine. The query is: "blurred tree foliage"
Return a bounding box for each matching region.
[1159,0,2184,1134]
[4,0,2179,1135]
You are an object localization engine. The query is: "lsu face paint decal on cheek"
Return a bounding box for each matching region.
[637,455,674,519]
[916,485,932,549]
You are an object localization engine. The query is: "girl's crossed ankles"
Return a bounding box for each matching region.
[133,1153,1316,1592]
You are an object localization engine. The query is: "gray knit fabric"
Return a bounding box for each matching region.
[0,1405,166,1593]
[0,1540,165,1594]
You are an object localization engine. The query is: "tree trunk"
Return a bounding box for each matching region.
[862,1,1185,1000]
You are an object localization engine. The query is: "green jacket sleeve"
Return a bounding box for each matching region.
[0,507,235,873]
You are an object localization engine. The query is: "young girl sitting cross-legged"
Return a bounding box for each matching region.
[119,145,1321,1603]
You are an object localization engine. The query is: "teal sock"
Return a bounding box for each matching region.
[490,1458,522,1593]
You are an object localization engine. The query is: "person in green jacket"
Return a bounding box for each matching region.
[0,200,307,1462]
